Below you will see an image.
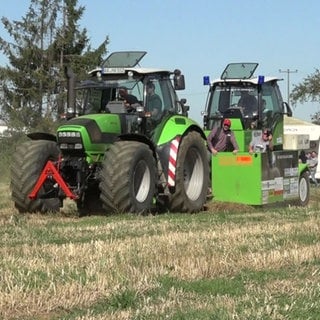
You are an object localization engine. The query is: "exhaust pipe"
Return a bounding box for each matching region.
[64,66,76,118]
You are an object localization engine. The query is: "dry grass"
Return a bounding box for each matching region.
[1,183,320,319]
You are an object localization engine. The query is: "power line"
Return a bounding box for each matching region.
[279,68,298,102]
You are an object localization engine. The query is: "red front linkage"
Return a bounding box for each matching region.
[28,160,78,200]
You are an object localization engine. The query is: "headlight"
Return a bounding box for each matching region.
[59,143,83,150]
[57,131,83,152]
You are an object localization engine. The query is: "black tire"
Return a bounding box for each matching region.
[295,171,310,206]
[99,141,156,214]
[11,140,60,213]
[168,131,209,213]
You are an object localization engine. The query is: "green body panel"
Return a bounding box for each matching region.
[153,116,201,146]
[57,114,203,163]
[211,150,300,205]
[226,119,247,152]
[84,114,122,132]
[57,114,122,163]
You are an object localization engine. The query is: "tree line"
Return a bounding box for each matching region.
[0,0,109,134]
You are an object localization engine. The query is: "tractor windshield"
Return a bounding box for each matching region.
[75,79,144,115]
[74,74,181,121]
[207,84,258,119]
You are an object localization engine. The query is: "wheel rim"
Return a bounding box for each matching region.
[299,176,308,203]
[133,160,151,202]
[183,147,204,201]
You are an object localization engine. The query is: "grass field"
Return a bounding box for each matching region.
[1,183,320,319]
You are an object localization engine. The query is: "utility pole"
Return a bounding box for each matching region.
[279,68,298,102]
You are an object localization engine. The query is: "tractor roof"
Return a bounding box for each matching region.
[102,51,147,68]
[211,62,281,85]
[88,51,172,77]
[211,76,280,85]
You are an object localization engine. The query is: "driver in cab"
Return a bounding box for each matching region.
[118,87,139,110]
[238,91,258,116]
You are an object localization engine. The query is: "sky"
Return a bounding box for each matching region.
[1,0,320,124]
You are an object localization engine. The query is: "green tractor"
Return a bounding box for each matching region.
[203,62,310,206]
[11,51,209,215]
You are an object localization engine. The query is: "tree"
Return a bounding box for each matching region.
[290,69,320,124]
[52,0,109,116]
[0,0,108,132]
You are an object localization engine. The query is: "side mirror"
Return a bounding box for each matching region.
[173,69,185,90]
[182,105,189,117]
[282,102,292,117]
[180,99,189,116]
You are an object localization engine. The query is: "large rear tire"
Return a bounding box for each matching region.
[99,141,156,214]
[168,131,209,213]
[11,140,60,213]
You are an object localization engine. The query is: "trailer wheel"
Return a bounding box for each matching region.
[296,171,310,206]
[100,141,156,214]
[11,140,60,213]
[168,131,209,213]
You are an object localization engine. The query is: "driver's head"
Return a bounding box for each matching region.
[146,81,155,94]
[119,87,128,98]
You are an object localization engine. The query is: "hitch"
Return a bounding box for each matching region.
[29,161,78,200]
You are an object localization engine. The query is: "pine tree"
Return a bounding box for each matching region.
[0,0,108,132]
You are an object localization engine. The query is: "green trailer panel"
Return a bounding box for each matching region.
[212,150,300,205]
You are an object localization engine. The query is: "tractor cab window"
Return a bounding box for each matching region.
[205,81,285,130]
[208,85,258,116]
[145,79,163,120]
[206,84,258,129]
[236,88,258,116]
[116,80,143,104]
[76,88,103,115]
[75,79,144,115]
[260,82,284,129]
[144,77,175,120]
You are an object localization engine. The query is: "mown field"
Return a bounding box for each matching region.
[1,183,320,320]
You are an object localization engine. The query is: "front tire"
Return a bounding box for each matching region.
[11,140,60,213]
[99,141,156,214]
[168,131,209,213]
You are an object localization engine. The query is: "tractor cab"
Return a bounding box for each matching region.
[203,62,292,151]
[65,51,188,137]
